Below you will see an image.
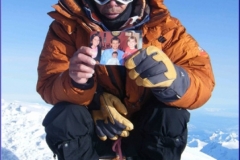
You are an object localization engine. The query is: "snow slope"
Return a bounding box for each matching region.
[1,100,52,160]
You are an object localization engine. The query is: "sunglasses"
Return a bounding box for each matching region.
[94,0,133,5]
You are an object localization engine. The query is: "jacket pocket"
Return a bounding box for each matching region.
[58,135,92,160]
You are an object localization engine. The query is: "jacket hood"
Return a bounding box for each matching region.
[57,0,148,18]
[49,0,170,32]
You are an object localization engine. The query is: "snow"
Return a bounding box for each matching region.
[187,129,239,160]
[222,140,239,150]
[1,99,52,160]
[1,99,236,160]
[201,142,239,160]
[182,147,216,160]
[208,131,239,149]
[188,138,208,150]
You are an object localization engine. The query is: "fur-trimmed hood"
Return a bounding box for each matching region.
[48,0,170,32]
[56,0,151,19]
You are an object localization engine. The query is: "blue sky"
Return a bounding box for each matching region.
[2,1,239,120]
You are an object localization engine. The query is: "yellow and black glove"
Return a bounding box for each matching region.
[125,46,190,102]
[92,92,134,141]
[125,46,177,88]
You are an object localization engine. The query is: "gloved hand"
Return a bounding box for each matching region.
[125,46,177,88]
[92,92,134,141]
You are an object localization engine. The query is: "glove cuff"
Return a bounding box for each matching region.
[151,65,190,102]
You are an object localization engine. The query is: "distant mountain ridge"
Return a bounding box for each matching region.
[188,130,239,160]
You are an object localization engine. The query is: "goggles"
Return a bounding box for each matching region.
[94,0,133,5]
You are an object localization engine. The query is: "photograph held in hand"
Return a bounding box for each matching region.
[89,31,142,66]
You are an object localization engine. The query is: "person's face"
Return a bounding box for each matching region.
[95,1,128,19]
[111,40,120,50]
[128,39,137,49]
[92,36,100,47]
[113,53,118,58]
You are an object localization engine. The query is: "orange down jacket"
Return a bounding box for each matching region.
[37,0,215,114]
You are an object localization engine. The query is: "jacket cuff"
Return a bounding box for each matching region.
[71,78,94,90]
[151,65,190,102]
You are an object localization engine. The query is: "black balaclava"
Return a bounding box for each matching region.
[94,2,133,31]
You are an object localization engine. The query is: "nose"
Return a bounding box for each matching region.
[108,0,120,6]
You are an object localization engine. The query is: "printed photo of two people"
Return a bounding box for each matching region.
[89,30,142,66]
